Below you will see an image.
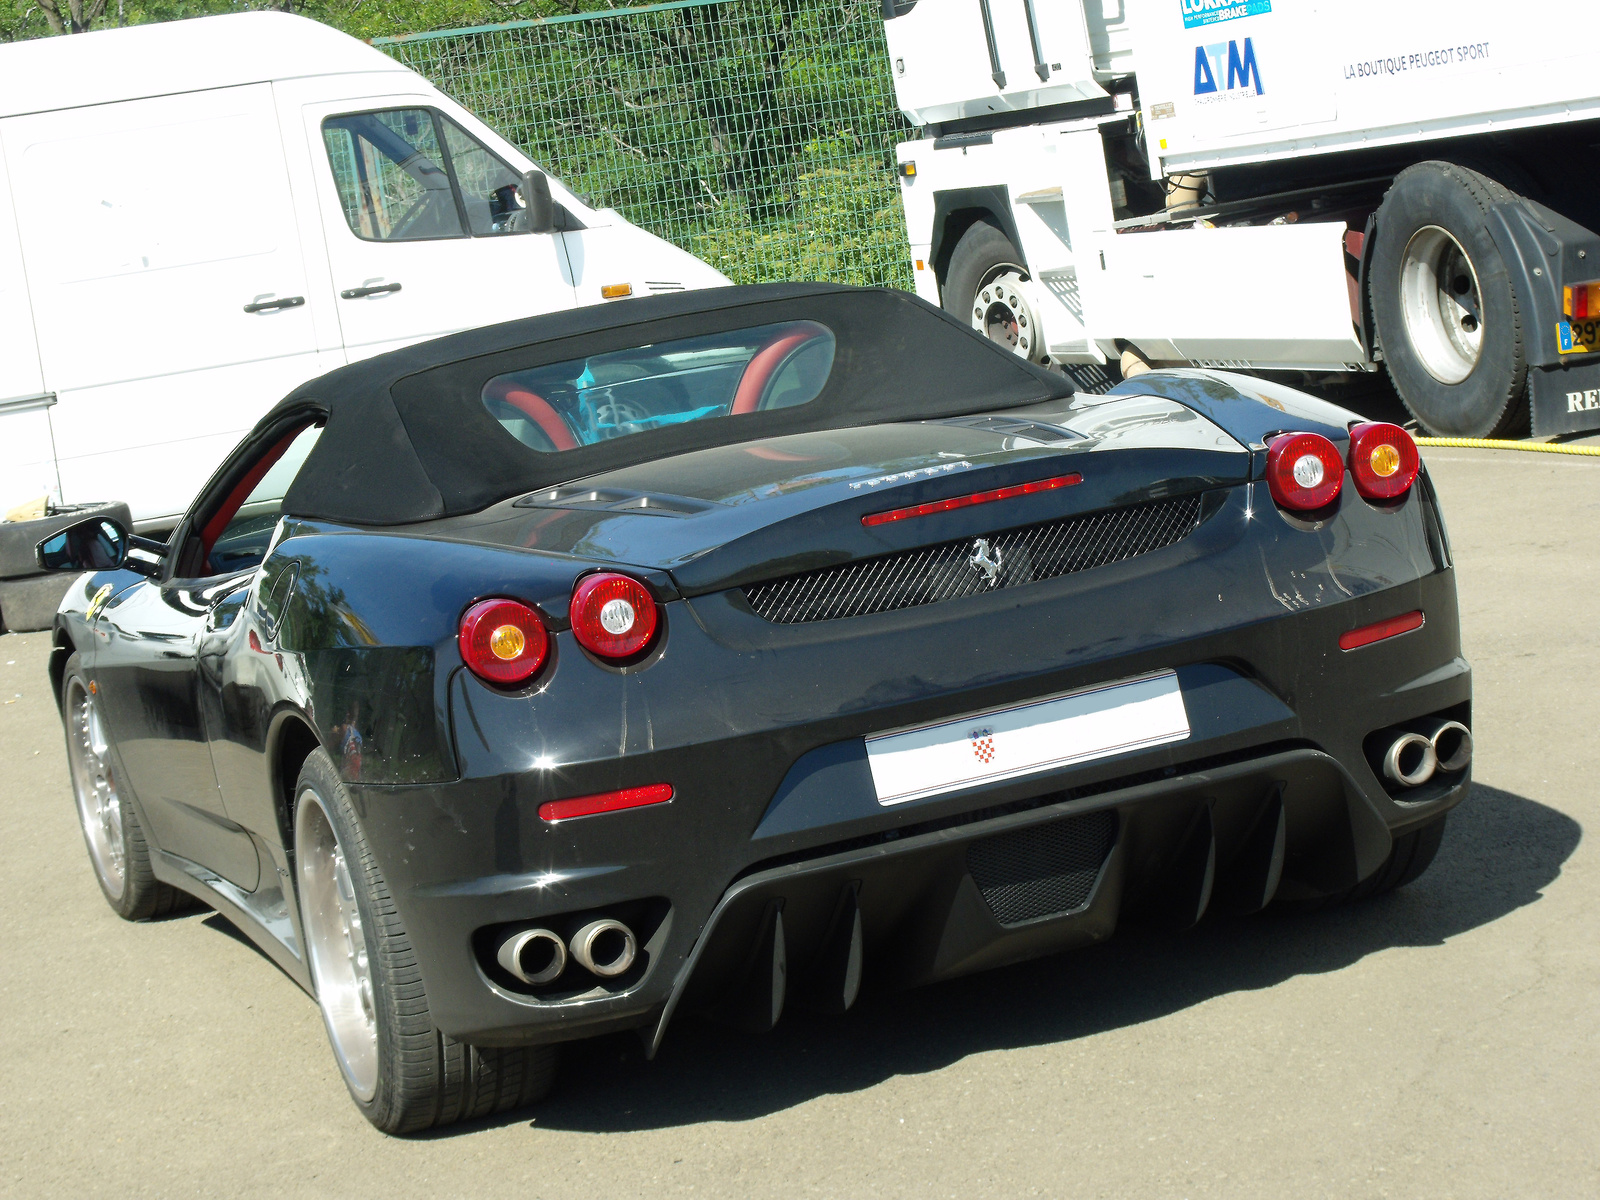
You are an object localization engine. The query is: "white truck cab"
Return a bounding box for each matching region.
[0,13,727,528]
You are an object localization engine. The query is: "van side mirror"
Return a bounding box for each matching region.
[521,170,555,234]
[36,516,163,577]
[37,517,130,573]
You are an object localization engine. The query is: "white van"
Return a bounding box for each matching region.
[0,12,728,529]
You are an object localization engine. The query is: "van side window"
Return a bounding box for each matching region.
[321,110,465,241]
[439,118,527,236]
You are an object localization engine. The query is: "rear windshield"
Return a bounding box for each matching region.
[482,320,836,453]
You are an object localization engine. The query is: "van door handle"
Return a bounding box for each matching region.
[243,295,306,313]
[340,282,403,299]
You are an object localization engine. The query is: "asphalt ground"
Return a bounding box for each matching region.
[1,445,1595,1199]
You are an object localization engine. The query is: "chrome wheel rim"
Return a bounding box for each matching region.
[1399,225,1484,384]
[66,679,126,900]
[296,789,379,1102]
[971,266,1041,361]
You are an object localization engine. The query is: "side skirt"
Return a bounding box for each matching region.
[151,847,313,994]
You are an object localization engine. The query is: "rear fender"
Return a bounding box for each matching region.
[1108,370,1355,451]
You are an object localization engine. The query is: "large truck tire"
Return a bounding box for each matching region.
[942,221,1050,365]
[1369,161,1531,438]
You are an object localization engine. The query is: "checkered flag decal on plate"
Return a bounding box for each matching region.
[970,727,995,764]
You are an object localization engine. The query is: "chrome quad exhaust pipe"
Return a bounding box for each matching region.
[1383,731,1438,788]
[495,927,567,986]
[569,918,637,978]
[1423,719,1473,773]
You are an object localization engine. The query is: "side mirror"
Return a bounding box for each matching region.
[520,170,555,235]
[36,517,163,577]
[37,517,130,573]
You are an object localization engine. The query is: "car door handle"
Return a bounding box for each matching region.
[243,295,306,313]
[340,282,403,299]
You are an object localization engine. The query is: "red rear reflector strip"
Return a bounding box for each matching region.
[1338,610,1424,651]
[861,472,1082,527]
[538,782,673,823]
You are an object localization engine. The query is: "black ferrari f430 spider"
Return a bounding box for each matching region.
[37,284,1470,1132]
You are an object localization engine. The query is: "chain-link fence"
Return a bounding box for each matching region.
[375,0,914,290]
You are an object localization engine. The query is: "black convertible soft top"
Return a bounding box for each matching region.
[271,282,1073,526]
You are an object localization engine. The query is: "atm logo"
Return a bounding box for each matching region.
[1194,38,1265,96]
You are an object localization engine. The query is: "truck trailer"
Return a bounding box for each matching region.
[885,0,1600,438]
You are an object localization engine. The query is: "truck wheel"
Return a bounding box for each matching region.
[943,221,1049,365]
[61,654,195,920]
[1369,161,1530,438]
[294,748,560,1134]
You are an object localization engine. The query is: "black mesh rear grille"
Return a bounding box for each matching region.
[967,810,1117,926]
[743,494,1203,624]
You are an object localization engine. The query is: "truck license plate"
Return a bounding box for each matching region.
[865,671,1190,807]
[1558,319,1600,354]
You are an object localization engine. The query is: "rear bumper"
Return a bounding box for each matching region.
[354,565,1470,1047]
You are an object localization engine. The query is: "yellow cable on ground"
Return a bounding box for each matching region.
[1413,436,1600,458]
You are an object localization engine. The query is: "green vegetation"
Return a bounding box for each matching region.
[386,1,913,287]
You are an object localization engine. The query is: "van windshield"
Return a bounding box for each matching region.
[481,321,836,453]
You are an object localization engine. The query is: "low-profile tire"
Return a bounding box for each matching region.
[942,220,1049,365]
[1369,161,1530,438]
[293,748,559,1134]
[60,652,195,920]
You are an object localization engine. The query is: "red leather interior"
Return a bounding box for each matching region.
[485,381,578,451]
[200,426,303,570]
[730,328,824,415]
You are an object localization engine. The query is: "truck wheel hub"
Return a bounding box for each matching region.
[1398,225,1484,385]
[972,269,1040,360]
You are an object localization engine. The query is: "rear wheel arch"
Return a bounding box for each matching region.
[270,710,324,846]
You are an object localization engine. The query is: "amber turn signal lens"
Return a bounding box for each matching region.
[459,598,549,686]
[1347,422,1420,501]
[489,624,525,660]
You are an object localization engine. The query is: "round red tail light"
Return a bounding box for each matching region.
[459,598,549,686]
[1265,432,1344,511]
[1347,422,1420,500]
[570,572,659,660]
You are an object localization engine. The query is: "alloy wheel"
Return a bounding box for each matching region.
[66,679,126,900]
[296,789,379,1102]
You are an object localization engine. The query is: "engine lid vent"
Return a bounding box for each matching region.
[742,493,1204,623]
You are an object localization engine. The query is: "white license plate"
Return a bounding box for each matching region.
[865,671,1190,807]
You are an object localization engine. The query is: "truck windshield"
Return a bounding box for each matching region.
[481,321,836,453]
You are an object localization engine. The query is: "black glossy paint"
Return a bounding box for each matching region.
[49,371,1470,1052]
